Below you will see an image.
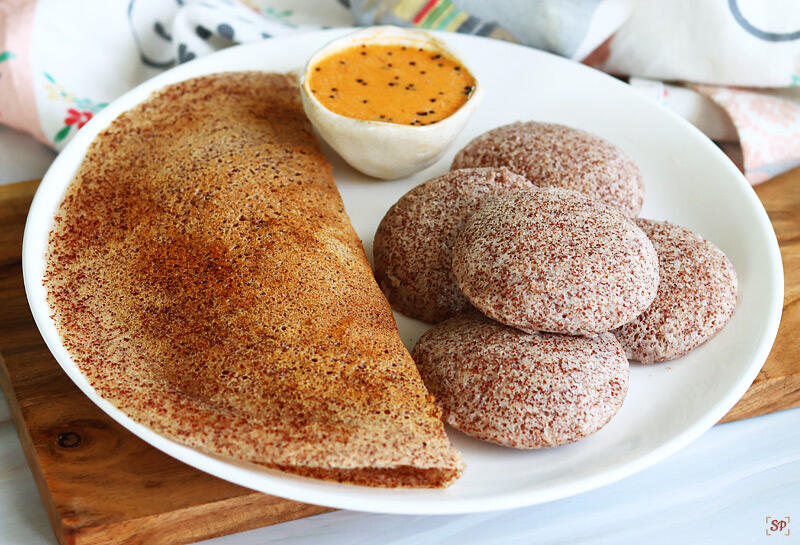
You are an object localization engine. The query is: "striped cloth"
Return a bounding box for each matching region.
[359,0,510,38]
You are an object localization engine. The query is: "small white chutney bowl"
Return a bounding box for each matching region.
[299,26,483,180]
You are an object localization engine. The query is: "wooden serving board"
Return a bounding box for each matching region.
[1,169,798,545]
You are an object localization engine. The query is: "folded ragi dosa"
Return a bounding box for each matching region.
[45,72,464,487]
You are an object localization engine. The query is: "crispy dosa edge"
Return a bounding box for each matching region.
[267,465,462,488]
[44,72,463,488]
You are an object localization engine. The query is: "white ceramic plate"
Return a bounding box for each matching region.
[23,29,783,514]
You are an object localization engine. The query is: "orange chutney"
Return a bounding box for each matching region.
[307,43,476,126]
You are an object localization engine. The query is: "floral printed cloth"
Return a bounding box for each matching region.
[1,0,799,184]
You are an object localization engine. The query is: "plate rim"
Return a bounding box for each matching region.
[21,28,784,514]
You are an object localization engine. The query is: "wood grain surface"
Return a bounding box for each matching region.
[0,170,797,544]
[719,166,800,422]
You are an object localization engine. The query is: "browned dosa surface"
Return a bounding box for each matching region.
[44,72,463,487]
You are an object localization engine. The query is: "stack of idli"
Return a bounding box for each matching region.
[373,121,738,449]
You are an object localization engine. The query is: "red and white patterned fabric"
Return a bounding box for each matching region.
[1,0,799,184]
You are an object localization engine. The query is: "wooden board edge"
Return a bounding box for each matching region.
[0,179,39,268]
[69,493,332,545]
[719,374,800,424]
[0,352,66,545]
[0,178,40,204]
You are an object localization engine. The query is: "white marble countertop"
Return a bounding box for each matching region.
[0,126,796,545]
